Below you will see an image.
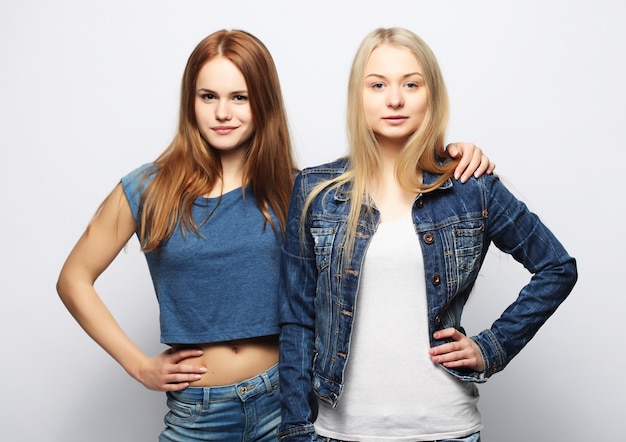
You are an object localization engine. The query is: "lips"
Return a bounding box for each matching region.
[382,116,408,125]
[212,126,238,135]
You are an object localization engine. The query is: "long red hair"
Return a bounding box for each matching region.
[137,30,297,251]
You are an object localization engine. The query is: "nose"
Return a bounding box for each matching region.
[215,99,231,121]
[387,86,404,109]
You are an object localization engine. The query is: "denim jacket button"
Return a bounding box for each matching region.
[432,274,441,285]
[416,199,424,208]
[423,233,434,244]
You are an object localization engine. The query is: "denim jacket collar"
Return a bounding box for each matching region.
[330,162,455,203]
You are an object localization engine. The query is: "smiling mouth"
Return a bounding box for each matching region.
[212,126,237,135]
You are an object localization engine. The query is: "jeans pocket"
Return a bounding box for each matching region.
[165,395,200,424]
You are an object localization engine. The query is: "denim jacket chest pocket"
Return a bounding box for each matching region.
[452,221,485,276]
[421,217,486,316]
[310,227,336,271]
[436,219,486,302]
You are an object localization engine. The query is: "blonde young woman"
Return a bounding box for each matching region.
[57,29,492,441]
[278,28,577,442]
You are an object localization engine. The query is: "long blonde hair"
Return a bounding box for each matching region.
[304,27,457,257]
[137,30,297,251]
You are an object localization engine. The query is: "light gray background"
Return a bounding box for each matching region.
[1,1,623,440]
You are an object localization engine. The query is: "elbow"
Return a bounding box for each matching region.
[56,272,69,303]
[568,256,578,288]
[557,255,578,297]
[56,266,77,306]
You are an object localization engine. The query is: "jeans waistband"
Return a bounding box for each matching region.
[167,363,278,406]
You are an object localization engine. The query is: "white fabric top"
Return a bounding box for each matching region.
[315,213,482,441]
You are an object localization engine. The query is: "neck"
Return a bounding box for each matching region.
[368,143,418,223]
[367,137,430,222]
[376,140,402,175]
[205,148,246,198]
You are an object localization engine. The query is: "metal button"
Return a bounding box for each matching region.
[423,233,434,244]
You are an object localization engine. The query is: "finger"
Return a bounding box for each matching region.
[440,351,483,370]
[459,149,483,182]
[429,342,454,356]
[430,347,465,364]
[431,339,485,371]
[472,153,490,179]
[167,371,204,383]
[430,344,470,363]
[432,327,460,340]
[446,143,460,158]
[160,381,191,392]
[441,357,473,368]
[175,363,208,374]
[451,149,472,180]
[487,160,496,174]
[469,151,491,178]
[454,157,471,181]
[167,348,204,363]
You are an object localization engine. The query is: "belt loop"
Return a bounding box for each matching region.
[202,387,211,412]
[261,371,273,396]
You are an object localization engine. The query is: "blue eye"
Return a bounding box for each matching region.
[372,83,384,90]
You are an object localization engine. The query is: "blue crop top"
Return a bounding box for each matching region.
[121,164,282,345]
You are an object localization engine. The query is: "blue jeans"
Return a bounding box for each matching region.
[159,363,280,441]
[319,432,480,442]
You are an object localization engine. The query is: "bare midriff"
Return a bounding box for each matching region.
[170,335,279,387]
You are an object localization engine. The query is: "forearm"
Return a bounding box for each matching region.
[58,280,147,380]
[479,176,578,376]
[278,252,318,439]
[278,323,317,441]
[476,255,577,377]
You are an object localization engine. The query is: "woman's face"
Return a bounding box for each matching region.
[194,56,255,154]
[362,44,428,150]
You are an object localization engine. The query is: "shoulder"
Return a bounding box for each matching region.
[425,174,508,211]
[301,157,349,175]
[287,158,349,208]
[119,163,159,211]
[443,174,519,216]
[446,173,502,193]
[296,157,349,186]
[120,163,158,191]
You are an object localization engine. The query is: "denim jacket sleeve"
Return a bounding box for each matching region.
[468,175,578,378]
[278,171,320,441]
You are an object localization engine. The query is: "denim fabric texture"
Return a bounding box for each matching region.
[159,364,280,441]
[278,159,577,441]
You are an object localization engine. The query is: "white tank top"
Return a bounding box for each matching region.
[315,213,482,441]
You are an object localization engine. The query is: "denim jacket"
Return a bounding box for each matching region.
[278,158,577,441]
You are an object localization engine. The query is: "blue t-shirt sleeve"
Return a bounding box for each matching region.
[120,163,156,223]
